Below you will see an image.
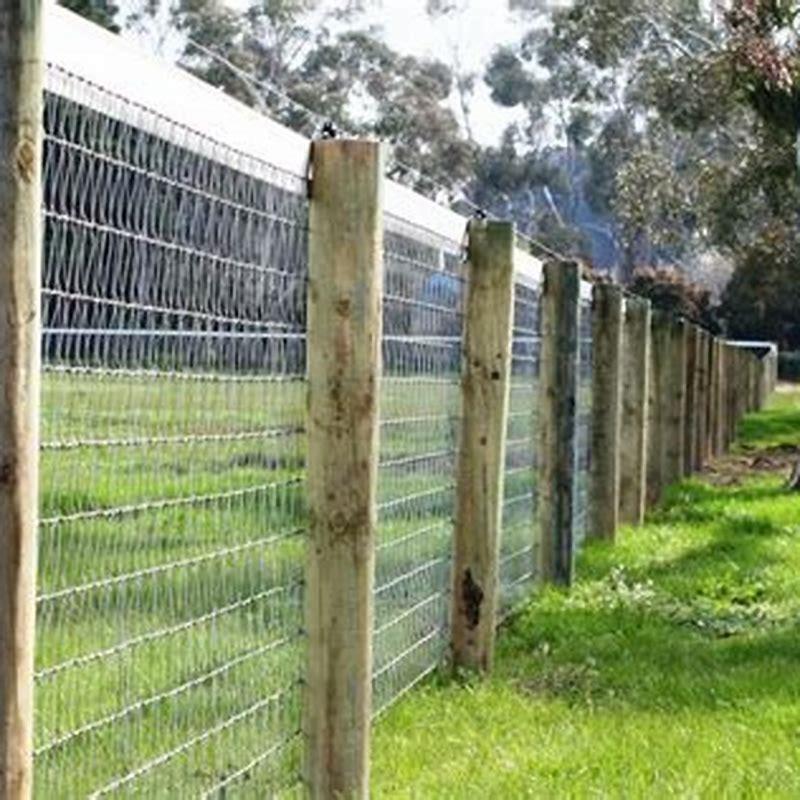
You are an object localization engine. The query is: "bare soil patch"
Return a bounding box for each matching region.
[703,443,800,486]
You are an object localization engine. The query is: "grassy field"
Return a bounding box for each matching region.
[34,366,539,798]
[372,385,800,798]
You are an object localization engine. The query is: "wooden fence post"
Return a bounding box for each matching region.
[451,221,515,672]
[589,283,623,541]
[0,2,43,797]
[646,311,670,507]
[694,329,709,472]
[619,296,650,526]
[735,347,745,429]
[706,337,718,462]
[664,319,687,486]
[538,261,581,586]
[305,138,384,799]
[683,324,699,475]
[729,344,739,447]
[716,339,728,454]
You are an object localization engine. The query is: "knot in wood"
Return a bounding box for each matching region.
[461,568,484,629]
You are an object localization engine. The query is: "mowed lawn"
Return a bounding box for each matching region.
[372,385,800,798]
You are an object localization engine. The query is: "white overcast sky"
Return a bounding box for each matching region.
[127,0,533,145]
[362,0,526,143]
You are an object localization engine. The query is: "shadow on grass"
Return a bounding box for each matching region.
[498,602,800,714]
[579,496,789,588]
[495,468,800,716]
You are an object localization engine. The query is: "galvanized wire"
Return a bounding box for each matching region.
[574,291,594,552]
[499,270,540,617]
[372,215,465,715]
[37,42,559,792]
[37,66,306,798]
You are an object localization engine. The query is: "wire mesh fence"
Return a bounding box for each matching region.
[499,269,540,616]
[28,15,606,794]
[574,291,594,551]
[372,215,464,715]
[37,66,307,798]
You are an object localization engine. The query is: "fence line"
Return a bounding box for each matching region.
[0,4,780,798]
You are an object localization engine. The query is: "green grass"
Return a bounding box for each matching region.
[737,387,800,452]
[36,370,482,798]
[372,387,800,799]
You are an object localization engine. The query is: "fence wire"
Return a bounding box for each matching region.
[35,34,567,793]
[499,270,540,616]
[574,291,594,551]
[372,215,464,715]
[37,67,307,798]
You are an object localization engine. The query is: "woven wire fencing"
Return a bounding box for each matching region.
[574,290,594,551]
[372,216,464,715]
[37,67,307,798]
[34,21,557,794]
[499,268,540,616]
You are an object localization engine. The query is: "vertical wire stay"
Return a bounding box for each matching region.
[37,66,307,797]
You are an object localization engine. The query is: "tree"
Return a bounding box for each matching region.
[60,0,120,31]
[721,222,800,350]
[714,1,800,347]
[629,267,721,332]
[170,0,475,196]
[486,0,800,283]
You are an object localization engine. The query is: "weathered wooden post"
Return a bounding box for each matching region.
[451,221,515,672]
[646,311,670,507]
[735,347,746,428]
[716,338,728,454]
[619,296,651,526]
[723,344,735,450]
[706,337,719,462]
[750,354,760,412]
[683,324,699,475]
[664,319,687,486]
[589,283,623,540]
[694,329,709,472]
[0,2,43,797]
[538,261,581,586]
[305,138,384,799]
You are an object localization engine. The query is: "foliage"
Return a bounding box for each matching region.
[484,0,800,288]
[168,0,475,195]
[59,0,120,31]
[721,221,800,350]
[373,389,800,797]
[628,266,720,332]
[778,352,800,382]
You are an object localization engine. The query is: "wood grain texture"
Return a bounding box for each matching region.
[0,1,42,797]
[646,311,670,508]
[683,324,699,476]
[304,139,383,800]
[695,330,710,471]
[619,297,650,526]
[664,319,687,486]
[589,283,623,541]
[537,261,580,586]
[451,221,515,673]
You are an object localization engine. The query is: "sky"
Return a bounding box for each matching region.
[126,0,534,146]
[361,0,527,143]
